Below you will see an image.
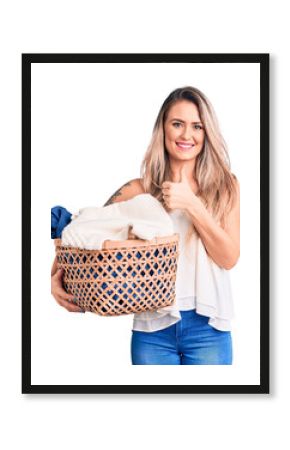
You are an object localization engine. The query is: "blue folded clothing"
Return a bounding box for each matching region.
[51,206,72,239]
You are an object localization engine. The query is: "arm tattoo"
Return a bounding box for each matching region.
[103,182,132,206]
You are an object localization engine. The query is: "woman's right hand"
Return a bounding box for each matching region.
[51,268,85,313]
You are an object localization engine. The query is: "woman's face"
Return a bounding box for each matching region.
[163,100,205,162]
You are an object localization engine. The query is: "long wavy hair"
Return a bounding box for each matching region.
[140,86,238,237]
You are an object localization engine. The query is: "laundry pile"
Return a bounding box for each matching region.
[51,194,174,249]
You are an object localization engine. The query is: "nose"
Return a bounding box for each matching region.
[180,125,194,140]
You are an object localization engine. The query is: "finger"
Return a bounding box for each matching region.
[162,195,171,208]
[56,295,84,313]
[66,302,85,313]
[161,181,172,189]
[59,294,82,309]
[55,268,64,279]
[54,269,72,289]
[54,286,75,301]
[52,275,74,297]
[162,190,171,200]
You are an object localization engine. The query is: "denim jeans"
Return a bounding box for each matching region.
[131,309,233,365]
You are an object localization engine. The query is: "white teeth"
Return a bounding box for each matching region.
[177,143,193,148]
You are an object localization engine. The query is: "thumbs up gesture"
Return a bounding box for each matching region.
[161,166,198,212]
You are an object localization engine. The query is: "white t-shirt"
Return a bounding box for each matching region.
[132,209,234,332]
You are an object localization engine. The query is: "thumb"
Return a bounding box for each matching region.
[179,165,188,183]
[56,268,64,278]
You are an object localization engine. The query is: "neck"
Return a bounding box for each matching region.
[169,160,196,183]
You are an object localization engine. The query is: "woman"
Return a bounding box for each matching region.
[51,86,240,365]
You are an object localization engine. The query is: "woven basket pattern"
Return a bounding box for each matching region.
[55,234,179,316]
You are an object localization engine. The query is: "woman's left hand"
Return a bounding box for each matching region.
[161,166,199,212]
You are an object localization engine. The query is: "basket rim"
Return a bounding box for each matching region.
[54,233,179,250]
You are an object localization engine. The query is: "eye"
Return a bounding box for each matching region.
[194,124,203,130]
[172,122,182,128]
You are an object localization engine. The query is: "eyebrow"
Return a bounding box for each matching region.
[170,118,203,124]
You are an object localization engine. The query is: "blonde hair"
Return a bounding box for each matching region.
[140,86,238,237]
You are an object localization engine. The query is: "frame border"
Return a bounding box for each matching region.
[22,53,269,394]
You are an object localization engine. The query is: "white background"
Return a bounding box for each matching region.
[1,0,286,449]
[31,62,260,385]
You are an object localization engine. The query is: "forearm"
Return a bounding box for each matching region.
[186,198,239,270]
[51,255,58,276]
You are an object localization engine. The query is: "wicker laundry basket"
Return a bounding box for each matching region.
[54,233,179,316]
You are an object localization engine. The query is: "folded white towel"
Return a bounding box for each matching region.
[61,194,175,250]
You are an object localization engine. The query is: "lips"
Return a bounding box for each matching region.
[176,141,194,149]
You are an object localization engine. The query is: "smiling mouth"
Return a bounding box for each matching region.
[176,142,195,149]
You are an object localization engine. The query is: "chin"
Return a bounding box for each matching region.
[175,152,196,159]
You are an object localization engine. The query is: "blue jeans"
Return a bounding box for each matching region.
[131,309,233,365]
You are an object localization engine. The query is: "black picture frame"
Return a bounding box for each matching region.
[22,53,269,394]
